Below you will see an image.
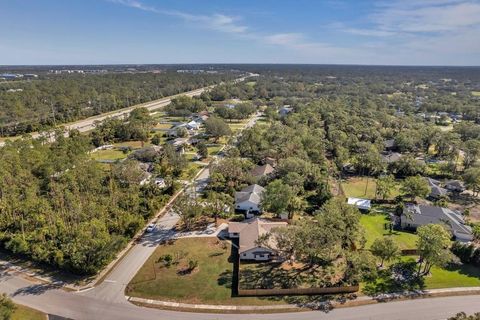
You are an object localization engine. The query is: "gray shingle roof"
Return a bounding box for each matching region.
[403,204,472,239]
[235,184,265,205]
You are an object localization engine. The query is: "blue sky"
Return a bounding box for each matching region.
[1,0,479,65]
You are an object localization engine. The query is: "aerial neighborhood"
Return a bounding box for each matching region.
[1,65,480,319]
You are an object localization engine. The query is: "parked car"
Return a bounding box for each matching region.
[146,224,156,233]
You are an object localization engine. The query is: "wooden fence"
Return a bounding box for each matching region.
[401,249,420,256]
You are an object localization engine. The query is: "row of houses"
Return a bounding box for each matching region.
[229,200,474,263]
[166,113,209,138]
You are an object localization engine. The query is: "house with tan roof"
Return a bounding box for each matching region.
[250,163,275,179]
[228,218,287,261]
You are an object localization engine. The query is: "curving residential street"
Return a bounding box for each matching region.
[1,272,480,320]
[1,109,479,319]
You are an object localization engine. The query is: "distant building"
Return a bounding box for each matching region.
[381,152,402,164]
[426,177,449,199]
[250,164,275,179]
[279,105,293,117]
[154,177,166,188]
[445,180,465,193]
[384,139,397,151]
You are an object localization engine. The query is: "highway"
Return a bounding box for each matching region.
[1,82,478,318]
[0,73,256,147]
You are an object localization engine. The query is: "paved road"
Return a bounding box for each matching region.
[1,273,479,320]
[5,109,478,319]
[0,73,256,147]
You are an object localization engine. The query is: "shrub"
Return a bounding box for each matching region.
[157,254,173,267]
[188,259,198,272]
[451,242,475,264]
[0,293,16,320]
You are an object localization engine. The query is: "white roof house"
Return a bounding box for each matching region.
[235,184,265,217]
[154,177,166,188]
[347,197,371,211]
[186,120,200,130]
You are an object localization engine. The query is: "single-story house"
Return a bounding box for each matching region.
[193,114,209,123]
[279,105,293,117]
[427,177,448,200]
[170,137,190,147]
[228,218,287,261]
[167,124,188,137]
[384,139,397,151]
[235,184,265,218]
[382,152,402,164]
[129,145,163,162]
[347,197,371,211]
[400,204,473,242]
[250,163,275,179]
[186,120,200,130]
[445,180,465,193]
[263,157,277,167]
[154,177,166,188]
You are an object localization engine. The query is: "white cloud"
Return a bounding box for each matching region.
[107,0,480,65]
[372,1,480,33]
[108,0,248,35]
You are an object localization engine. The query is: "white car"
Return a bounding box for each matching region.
[146,224,156,233]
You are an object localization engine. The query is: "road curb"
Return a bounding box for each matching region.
[125,287,480,313]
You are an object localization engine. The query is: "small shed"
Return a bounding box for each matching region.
[347,197,371,211]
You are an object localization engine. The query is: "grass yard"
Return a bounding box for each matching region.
[360,214,418,250]
[342,177,378,199]
[342,177,401,200]
[426,264,480,289]
[126,238,282,305]
[360,215,480,290]
[113,140,149,149]
[471,91,480,96]
[438,124,454,132]
[13,304,46,320]
[207,145,223,156]
[153,123,173,130]
[179,163,204,180]
[90,149,128,161]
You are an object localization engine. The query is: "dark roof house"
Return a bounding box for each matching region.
[401,204,473,242]
[382,152,402,164]
[427,177,448,199]
[445,180,465,193]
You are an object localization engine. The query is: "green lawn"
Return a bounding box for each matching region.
[154,123,173,130]
[207,145,223,155]
[360,214,418,250]
[342,177,378,199]
[113,140,149,149]
[13,304,46,320]
[90,149,128,161]
[360,215,480,290]
[126,238,282,305]
[342,177,401,200]
[179,163,204,180]
[426,264,480,289]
